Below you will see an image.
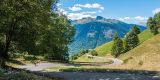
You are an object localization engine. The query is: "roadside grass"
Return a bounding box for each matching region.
[0,68,62,80]
[73,55,111,63]
[45,66,109,72]
[45,65,160,75]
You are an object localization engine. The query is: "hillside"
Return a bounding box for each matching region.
[116,34,160,71]
[95,29,154,56]
[69,16,146,55]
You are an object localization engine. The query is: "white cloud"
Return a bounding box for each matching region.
[118,17,130,21]
[76,3,104,10]
[56,3,61,7]
[118,18,125,21]
[119,16,148,21]
[98,10,102,13]
[134,16,148,21]
[118,16,148,25]
[69,3,104,11]
[67,12,96,20]
[82,11,97,14]
[124,17,130,20]
[69,6,82,11]
[152,8,160,14]
[58,8,68,15]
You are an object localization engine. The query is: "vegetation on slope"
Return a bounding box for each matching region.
[95,29,154,56]
[118,34,160,71]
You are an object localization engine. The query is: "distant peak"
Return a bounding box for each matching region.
[96,16,104,20]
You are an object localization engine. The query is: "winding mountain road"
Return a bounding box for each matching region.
[19,62,76,71]
[18,58,160,80]
[19,57,123,71]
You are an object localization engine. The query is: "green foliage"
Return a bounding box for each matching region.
[147,12,160,35]
[111,34,124,57]
[38,15,75,61]
[0,0,75,66]
[147,17,159,35]
[90,50,98,56]
[124,28,139,52]
[132,25,141,34]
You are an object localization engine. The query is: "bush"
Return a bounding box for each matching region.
[123,57,133,64]
[138,60,143,66]
[90,50,98,56]
[24,55,37,61]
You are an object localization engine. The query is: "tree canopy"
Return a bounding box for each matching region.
[124,27,139,52]
[147,12,160,35]
[0,0,75,67]
[111,34,124,57]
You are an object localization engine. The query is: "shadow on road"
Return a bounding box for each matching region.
[34,69,160,80]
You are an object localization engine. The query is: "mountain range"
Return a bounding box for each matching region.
[69,16,146,55]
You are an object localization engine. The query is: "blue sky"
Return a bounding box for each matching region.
[57,0,160,25]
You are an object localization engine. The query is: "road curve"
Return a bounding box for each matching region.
[19,62,75,71]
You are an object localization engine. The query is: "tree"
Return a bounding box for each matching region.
[124,28,139,52]
[154,12,160,29]
[0,0,75,67]
[147,12,160,35]
[38,14,75,61]
[90,50,98,56]
[147,17,159,35]
[132,25,141,34]
[0,0,54,67]
[111,34,124,57]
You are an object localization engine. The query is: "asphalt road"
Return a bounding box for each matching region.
[19,62,75,71]
[42,72,160,80]
[18,59,160,80]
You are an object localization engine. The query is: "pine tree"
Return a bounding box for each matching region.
[111,34,124,57]
[147,17,159,35]
[147,12,160,35]
[132,25,141,34]
[124,28,139,52]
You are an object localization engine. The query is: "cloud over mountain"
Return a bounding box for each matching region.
[69,3,104,11]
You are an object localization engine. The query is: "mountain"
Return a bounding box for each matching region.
[69,16,146,55]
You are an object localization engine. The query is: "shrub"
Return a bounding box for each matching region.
[138,60,143,66]
[123,57,133,64]
[90,50,98,56]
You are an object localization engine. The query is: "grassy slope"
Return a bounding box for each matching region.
[117,34,160,71]
[74,29,153,62]
[95,29,154,56]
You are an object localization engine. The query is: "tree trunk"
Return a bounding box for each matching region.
[0,18,17,67]
[0,58,6,68]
